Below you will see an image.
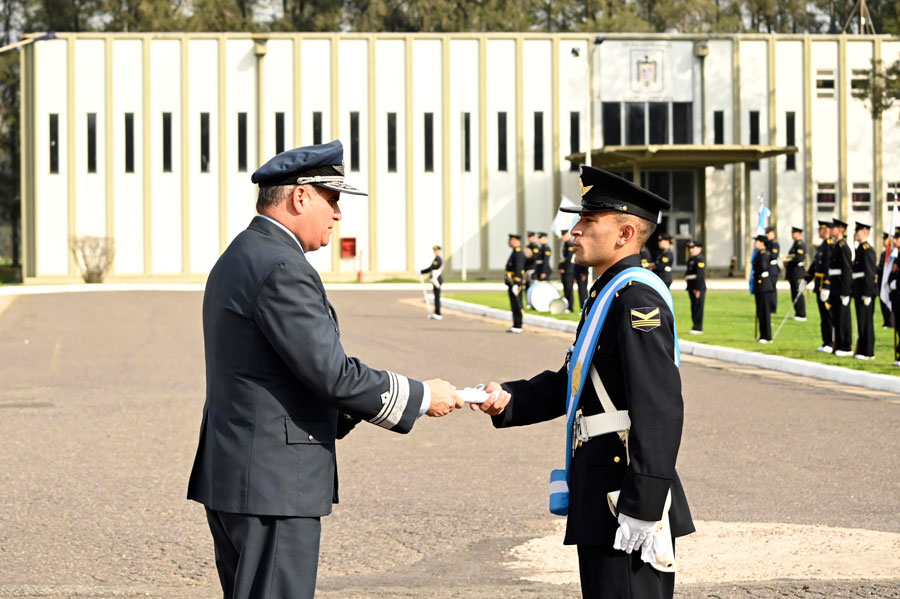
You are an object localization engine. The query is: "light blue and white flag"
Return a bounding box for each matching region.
[880,205,898,309]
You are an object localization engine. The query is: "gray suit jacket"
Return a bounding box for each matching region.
[188,216,425,518]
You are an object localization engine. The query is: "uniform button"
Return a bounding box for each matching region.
[308,434,315,441]
[591,290,597,298]
[613,456,621,463]
[577,440,583,449]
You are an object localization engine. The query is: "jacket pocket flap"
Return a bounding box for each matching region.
[285,418,335,444]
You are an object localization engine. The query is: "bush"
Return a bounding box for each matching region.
[70,236,115,283]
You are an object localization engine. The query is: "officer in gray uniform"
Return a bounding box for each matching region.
[826,218,853,356]
[783,226,807,320]
[475,167,693,599]
[851,223,876,359]
[420,245,444,320]
[187,141,463,599]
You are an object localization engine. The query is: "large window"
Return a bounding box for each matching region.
[648,102,668,145]
[785,112,796,171]
[816,70,835,99]
[816,182,836,213]
[713,110,724,170]
[200,112,210,173]
[602,102,621,146]
[275,112,285,155]
[533,111,544,171]
[162,112,173,173]
[569,111,580,171]
[672,103,692,144]
[124,113,134,174]
[312,111,322,145]
[387,112,397,173]
[625,102,645,145]
[462,112,471,172]
[852,182,871,212]
[424,112,434,172]
[748,110,760,170]
[87,113,97,174]
[349,111,360,172]
[49,114,59,174]
[497,112,508,172]
[237,112,247,172]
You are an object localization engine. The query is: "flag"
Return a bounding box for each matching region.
[552,195,580,236]
[750,203,772,293]
[880,205,898,308]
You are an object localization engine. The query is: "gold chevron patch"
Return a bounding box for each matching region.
[630,307,661,332]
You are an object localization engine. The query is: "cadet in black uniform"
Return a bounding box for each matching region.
[651,234,674,288]
[684,240,706,334]
[525,231,539,288]
[534,232,550,281]
[826,218,853,356]
[420,245,444,320]
[765,226,781,313]
[640,245,652,269]
[558,229,575,312]
[877,232,891,329]
[888,228,900,366]
[475,167,693,599]
[783,226,807,320]
[806,221,834,352]
[753,235,775,343]
[851,223,877,359]
[506,234,526,333]
[574,263,590,309]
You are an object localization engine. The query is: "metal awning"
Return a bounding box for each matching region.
[566,144,798,170]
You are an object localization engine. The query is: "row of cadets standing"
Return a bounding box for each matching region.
[524,231,554,286]
[420,245,443,320]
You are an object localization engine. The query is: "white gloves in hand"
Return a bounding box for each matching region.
[806,280,816,290]
[613,513,657,556]
[892,281,897,291]
[820,289,830,302]
[863,296,872,306]
[841,295,850,306]
[511,285,519,296]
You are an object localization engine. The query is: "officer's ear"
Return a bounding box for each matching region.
[289,185,309,214]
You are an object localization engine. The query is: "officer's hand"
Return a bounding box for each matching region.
[424,379,464,417]
[470,381,511,415]
[863,296,872,306]
[692,290,700,299]
[840,295,850,306]
[613,513,656,555]
[820,289,830,302]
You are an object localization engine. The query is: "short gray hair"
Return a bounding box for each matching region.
[256,184,297,213]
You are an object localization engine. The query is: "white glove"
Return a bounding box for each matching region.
[613,513,656,555]
[863,296,872,306]
[891,281,897,291]
[820,289,830,302]
[841,295,850,306]
[806,280,815,290]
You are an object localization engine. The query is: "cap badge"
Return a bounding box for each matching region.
[580,180,594,197]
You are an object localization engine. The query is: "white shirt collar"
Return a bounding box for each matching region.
[257,214,304,253]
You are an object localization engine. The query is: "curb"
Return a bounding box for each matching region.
[437,298,900,395]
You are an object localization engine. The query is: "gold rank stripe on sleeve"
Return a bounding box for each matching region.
[630,307,661,331]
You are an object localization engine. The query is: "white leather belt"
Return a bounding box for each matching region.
[770,260,778,265]
[761,271,769,277]
[664,266,672,272]
[684,274,697,280]
[574,411,632,442]
[828,268,841,275]
[851,272,864,279]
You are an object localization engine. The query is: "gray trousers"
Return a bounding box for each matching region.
[206,508,321,599]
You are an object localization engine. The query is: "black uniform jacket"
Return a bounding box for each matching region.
[420,256,444,286]
[889,261,900,308]
[506,247,526,285]
[525,242,539,271]
[753,249,774,293]
[825,238,853,297]
[188,216,426,518]
[784,240,806,280]
[651,249,674,287]
[539,244,552,278]
[806,239,833,292]
[559,241,575,274]
[491,254,693,546]
[851,241,876,298]
[685,253,706,292]
[767,240,781,279]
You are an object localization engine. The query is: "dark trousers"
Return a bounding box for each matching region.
[205,508,321,599]
[688,289,705,331]
[432,285,441,315]
[561,270,575,312]
[507,285,523,328]
[755,290,773,340]
[894,306,900,361]
[817,294,833,347]
[769,287,778,313]
[577,276,589,309]
[577,544,675,599]
[854,296,875,357]
[880,297,891,328]
[788,276,806,317]
[831,297,852,352]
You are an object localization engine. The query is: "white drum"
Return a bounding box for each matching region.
[527,281,562,312]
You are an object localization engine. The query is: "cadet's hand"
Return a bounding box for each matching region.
[840,295,850,306]
[863,296,872,306]
[424,379,464,417]
[470,381,511,416]
[692,290,700,299]
[613,513,656,555]
[820,289,830,302]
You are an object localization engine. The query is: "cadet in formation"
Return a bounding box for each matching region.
[765,226,781,313]
[877,232,892,329]
[420,245,444,320]
[752,234,775,343]
[537,232,552,281]
[825,218,853,356]
[558,229,576,312]
[783,226,807,321]
[525,231,539,287]
[574,263,590,309]
[806,220,834,352]
[684,240,706,334]
[651,234,674,288]
[851,223,876,360]
[506,233,526,333]
[474,166,693,599]
[888,228,900,366]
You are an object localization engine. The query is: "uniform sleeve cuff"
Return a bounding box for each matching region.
[617,471,672,522]
[418,381,431,418]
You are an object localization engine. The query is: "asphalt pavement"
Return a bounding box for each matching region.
[0,289,898,598]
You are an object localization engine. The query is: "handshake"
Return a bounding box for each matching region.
[422,380,511,417]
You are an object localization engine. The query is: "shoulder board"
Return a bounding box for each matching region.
[515,247,521,252]
[827,239,834,244]
[798,249,804,254]
[863,243,870,250]
[661,257,669,262]
[698,262,705,268]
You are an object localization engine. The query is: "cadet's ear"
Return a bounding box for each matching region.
[619,221,637,246]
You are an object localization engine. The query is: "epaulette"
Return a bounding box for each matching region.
[863,243,870,250]
[698,262,705,268]
[515,247,521,252]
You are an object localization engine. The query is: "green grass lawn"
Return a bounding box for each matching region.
[446,289,900,376]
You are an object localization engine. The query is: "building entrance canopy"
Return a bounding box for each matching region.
[566,144,797,170]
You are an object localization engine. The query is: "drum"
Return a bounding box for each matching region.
[548,297,569,314]
[527,281,562,312]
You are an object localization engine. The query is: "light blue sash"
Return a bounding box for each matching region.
[549,267,680,516]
